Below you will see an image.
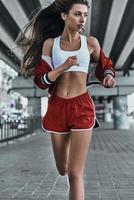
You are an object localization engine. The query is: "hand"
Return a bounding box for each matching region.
[62,56,79,70]
[103,74,116,88]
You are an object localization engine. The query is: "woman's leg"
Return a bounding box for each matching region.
[68,130,93,200]
[50,133,71,176]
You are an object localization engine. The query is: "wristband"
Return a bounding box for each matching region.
[103,70,114,78]
[41,73,54,85]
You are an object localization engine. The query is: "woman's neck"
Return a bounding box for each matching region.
[61,28,80,43]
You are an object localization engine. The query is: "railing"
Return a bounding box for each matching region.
[0,117,41,143]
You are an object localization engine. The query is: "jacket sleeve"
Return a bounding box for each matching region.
[33,59,53,90]
[94,48,115,83]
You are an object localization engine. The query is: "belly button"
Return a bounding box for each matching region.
[66,92,69,97]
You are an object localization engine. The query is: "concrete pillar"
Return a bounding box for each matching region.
[28,97,41,117]
[103,100,112,122]
[113,96,129,129]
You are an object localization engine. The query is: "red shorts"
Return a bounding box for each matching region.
[42,91,99,134]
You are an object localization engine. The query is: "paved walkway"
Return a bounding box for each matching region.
[0,122,134,200]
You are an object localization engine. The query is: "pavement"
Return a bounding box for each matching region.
[0,122,134,200]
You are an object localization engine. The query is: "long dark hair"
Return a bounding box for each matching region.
[16,0,89,75]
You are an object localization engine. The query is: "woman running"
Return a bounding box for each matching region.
[16,0,116,199]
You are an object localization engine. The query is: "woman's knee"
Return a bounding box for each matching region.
[57,164,68,176]
[68,168,83,182]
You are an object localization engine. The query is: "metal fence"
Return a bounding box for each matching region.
[0,117,41,143]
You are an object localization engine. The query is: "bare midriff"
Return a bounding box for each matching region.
[54,71,87,98]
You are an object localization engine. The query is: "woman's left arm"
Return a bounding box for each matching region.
[87,36,116,88]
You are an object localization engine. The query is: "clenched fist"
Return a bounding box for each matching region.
[103,74,116,88]
[62,56,79,70]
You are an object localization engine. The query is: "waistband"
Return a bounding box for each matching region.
[50,90,89,104]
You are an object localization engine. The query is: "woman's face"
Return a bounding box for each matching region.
[62,4,88,32]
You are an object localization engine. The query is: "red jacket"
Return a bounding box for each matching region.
[34,48,115,95]
[94,48,115,82]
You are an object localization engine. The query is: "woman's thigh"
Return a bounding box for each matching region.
[68,130,93,176]
[50,133,71,173]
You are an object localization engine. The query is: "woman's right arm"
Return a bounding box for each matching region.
[34,38,78,89]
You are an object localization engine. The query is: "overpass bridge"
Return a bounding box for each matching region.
[0,0,134,129]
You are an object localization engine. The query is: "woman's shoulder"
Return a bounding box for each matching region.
[86,36,100,54]
[87,36,100,48]
[43,38,54,48]
[42,38,54,56]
